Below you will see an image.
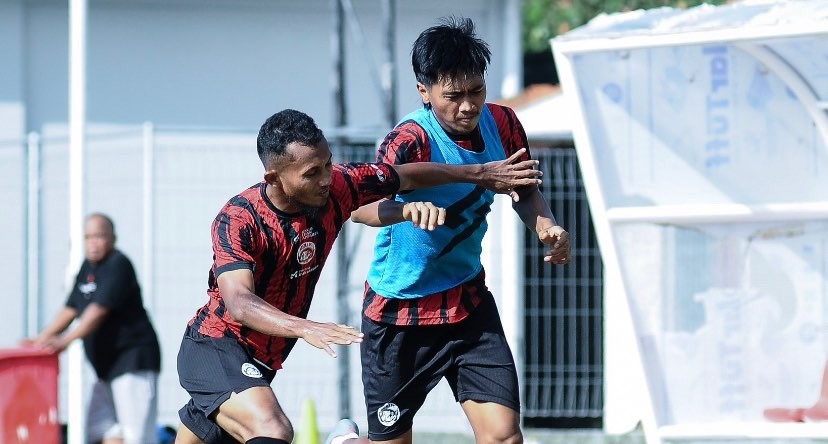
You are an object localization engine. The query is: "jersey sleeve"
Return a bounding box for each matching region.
[488,103,532,161]
[331,162,401,211]
[376,120,431,165]
[211,205,260,277]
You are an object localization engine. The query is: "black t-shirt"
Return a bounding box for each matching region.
[66,249,161,380]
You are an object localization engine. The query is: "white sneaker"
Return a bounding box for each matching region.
[324,418,360,444]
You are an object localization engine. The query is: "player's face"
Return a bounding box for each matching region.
[279,140,334,209]
[84,216,115,264]
[417,74,486,136]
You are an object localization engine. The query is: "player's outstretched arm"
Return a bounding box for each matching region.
[512,186,571,265]
[394,148,542,194]
[351,198,446,230]
[218,268,363,357]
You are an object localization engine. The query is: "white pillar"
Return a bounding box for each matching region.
[67,1,87,443]
[500,0,523,99]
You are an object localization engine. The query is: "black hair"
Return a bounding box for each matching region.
[256,109,325,167]
[411,16,491,87]
[86,212,116,237]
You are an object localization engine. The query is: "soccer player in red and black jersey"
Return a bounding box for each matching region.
[328,18,572,444]
[173,108,543,444]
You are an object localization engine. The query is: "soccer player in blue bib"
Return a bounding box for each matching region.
[332,16,571,444]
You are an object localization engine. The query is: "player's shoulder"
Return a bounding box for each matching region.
[389,119,429,143]
[486,102,519,122]
[221,184,264,215]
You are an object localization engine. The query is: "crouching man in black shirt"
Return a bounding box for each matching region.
[25,213,161,444]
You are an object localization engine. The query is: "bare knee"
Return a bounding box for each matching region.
[475,426,522,444]
[242,414,293,442]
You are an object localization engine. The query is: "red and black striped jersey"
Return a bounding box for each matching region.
[190,162,400,369]
[364,103,530,326]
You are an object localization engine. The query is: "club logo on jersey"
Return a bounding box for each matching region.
[377,402,400,426]
[297,241,316,265]
[370,164,387,182]
[241,363,262,378]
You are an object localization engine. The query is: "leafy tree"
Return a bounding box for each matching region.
[523,0,728,53]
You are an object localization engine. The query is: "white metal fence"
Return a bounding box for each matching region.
[0,126,602,434]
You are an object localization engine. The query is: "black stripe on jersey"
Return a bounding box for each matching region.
[274,215,300,313]
[438,202,490,258]
[216,212,247,262]
[384,297,401,324]
[440,293,449,323]
[377,120,418,163]
[214,262,254,277]
[192,305,211,330]
[407,299,419,326]
[442,186,487,229]
[221,194,266,266]
[336,166,358,225]
[491,104,528,156]
[259,217,289,358]
[330,198,345,234]
[214,299,227,322]
[225,192,281,304]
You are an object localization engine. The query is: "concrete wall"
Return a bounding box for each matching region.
[4,0,515,135]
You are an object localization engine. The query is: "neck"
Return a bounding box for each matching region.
[265,183,304,214]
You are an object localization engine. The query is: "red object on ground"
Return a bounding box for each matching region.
[0,347,60,444]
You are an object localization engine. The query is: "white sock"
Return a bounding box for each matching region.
[329,432,359,444]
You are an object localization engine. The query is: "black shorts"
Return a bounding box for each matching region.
[360,292,520,441]
[177,327,276,444]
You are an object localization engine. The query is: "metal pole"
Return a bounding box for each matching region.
[381,0,397,128]
[68,1,87,443]
[25,132,41,338]
[142,122,155,312]
[331,0,351,421]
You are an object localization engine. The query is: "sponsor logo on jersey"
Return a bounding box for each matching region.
[241,363,263,378]
[377,402,400,426]
[78,282,97,296]
[290,264,319,280]
[292,227,320,244]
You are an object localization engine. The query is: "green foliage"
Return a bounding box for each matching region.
[523,0,728,53]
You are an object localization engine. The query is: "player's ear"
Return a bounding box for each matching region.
[263,169,280,184]
[416,82,430,106]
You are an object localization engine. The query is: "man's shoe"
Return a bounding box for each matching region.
[324,418,359,444]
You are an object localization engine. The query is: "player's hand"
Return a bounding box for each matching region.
[402,201,446,230]
[300,321,364,358]
[479,148,542,195]
[539,226,570,265]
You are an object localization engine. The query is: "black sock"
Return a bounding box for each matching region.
[245,438,290,444]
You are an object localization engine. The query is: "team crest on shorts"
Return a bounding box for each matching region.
[241,363,263,378]
[377,402,400,426]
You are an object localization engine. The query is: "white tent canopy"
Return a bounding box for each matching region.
[553,1,828,443]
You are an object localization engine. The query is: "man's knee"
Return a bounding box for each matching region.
[227,412,293,442]
[253,415,294,441]
[477,424,522,444]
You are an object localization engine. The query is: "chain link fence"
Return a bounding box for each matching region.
[0,128,603,430]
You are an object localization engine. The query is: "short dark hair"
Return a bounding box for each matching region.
[86,212,115,237]
[411,16,491,87]
[257,109,325,167]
